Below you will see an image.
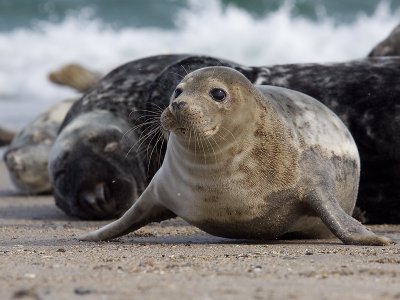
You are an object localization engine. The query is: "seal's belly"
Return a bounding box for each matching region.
[165,184,301,239]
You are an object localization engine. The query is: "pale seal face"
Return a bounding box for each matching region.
[3,99,75,194]
[161,67,257,142]
[79,67,390,246]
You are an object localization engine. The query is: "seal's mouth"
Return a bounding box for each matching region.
[173,125,219,137]
[175,127,187,134]
[203,125,219,136]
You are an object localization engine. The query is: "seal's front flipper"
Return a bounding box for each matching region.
[78,194,175,242]
[305,189,392,245]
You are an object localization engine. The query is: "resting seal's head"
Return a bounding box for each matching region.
[161,67,259,146]
[4,144,52,194]
[3,99,75,194]
[49,111,146,220]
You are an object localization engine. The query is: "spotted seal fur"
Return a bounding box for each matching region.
[79,67,390,245]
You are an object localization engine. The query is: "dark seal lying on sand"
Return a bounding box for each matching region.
[49,55,190,219]
[79,67,390,246]
[49,54,400,224]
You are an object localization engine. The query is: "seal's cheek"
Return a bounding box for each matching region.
[160,109,177,131]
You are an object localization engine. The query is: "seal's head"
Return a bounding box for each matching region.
[161,67,260,144]
[4,144,52,194]
[49,111,146,220]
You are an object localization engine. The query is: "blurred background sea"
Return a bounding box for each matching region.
[0,0,399,129]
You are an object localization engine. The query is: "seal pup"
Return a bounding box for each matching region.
[79,67,390,245]
[4,99,76,194]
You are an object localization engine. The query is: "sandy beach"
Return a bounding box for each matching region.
[0,160,399,300]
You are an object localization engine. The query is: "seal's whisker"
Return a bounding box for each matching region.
[180,64,189,75]
[214,58,225,66]
[130,115,161,125]
[168,71,185,79]
[129,109,161,119]
[186,64,193,74]
[133,113,163,120]
[122,120,160,142]
[219,126,238,147]
[146,128,165,175]
[188,126,192,149]
[194,130,198,162]
[125,124,160,158]
[125,120,160,133]
[214,131,228,143]
[209,135,222,155]
[198,133,207,165]
[129,109,164,118]
[205,136,217,163]
[212,65,225,81]
[157,131,167,169]
[148,102,167,112]
[145,125,162,158]
[134,125,162,153]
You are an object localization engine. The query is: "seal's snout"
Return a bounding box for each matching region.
[171,101,187,112]
[78,182,115,216]
[73,176,135,220]
[4,150,24,171]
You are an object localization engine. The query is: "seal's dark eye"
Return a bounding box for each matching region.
[210,88,226,102]
[174,88,182,98]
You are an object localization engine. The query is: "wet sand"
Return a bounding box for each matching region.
[0,161,399,300]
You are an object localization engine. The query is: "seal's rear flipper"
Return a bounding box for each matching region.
[0,127,15,147]
[48,64,102,93]
[305,188,392,246]
[78,195,175,241]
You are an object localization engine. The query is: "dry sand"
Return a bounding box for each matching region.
[0,160,400,300]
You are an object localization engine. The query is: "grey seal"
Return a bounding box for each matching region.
[79,67,390,246]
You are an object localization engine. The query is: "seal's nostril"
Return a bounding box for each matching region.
[171,101,186,112]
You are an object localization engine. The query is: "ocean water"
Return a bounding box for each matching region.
[0,0,399,129]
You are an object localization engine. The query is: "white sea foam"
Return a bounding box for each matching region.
[0,0,398,128]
